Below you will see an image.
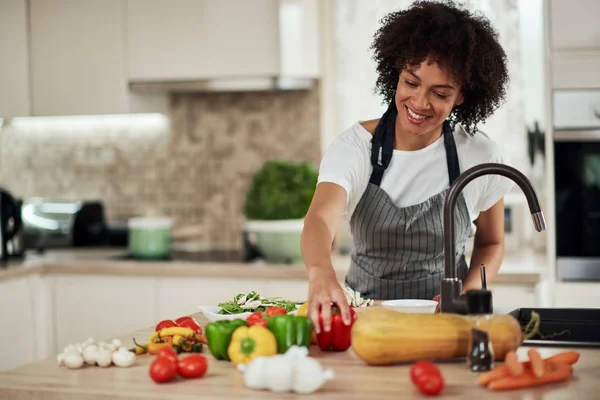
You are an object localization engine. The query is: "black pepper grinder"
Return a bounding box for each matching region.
[466,288,495,372]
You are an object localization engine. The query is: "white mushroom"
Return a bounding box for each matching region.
[63,353,85,369]
[82,344,99,366]
[112,347,136,368]
[96,347,113,367]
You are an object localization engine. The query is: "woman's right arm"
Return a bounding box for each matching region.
[301,182,353,333]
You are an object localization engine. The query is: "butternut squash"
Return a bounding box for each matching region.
[351,308,523,365]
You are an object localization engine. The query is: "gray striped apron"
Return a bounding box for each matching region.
[345,106,473,300]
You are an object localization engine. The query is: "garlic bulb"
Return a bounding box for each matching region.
[237,345,334,394]
[293,356,335,394]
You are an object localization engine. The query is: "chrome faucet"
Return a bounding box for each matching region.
[440,163,547,314]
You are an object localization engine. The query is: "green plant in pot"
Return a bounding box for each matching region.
[243,159,318,264]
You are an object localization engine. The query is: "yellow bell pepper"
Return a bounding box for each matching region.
[296,302,318,345]
[227,325,277,366]
[297,302,309,317]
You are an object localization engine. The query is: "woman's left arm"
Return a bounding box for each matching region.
[463,198,506,291]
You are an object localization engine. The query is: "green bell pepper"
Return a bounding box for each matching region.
[267,315,313,354]
[205,319,248,361]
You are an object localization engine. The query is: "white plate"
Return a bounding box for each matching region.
[380,299,438,314]
[198,305,299,322]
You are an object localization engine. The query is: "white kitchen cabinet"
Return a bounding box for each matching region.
[28,0,167,116]
[0,276,36,371]
[488,283,539,315]
[53,275,156,350]
[551,52,600,90]
[554,282,600,308]
[549,0,600,51]
[126,0,280,81]
[0,0,30,118]
[157,278,269,320]
[126,0,320,82]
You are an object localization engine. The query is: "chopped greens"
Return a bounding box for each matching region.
[217,291,298,315]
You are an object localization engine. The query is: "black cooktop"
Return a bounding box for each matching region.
[111,249,249,263]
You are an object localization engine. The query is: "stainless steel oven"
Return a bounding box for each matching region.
[553,89,600,281]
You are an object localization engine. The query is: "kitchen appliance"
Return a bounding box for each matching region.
[127,217,172,260]
[0,188,25,263]
[21,198,109,250]
[553,89,600,281]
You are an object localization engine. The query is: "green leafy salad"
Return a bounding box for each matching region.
[217,291,298,315]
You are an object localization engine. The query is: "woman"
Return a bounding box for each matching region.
[301,0,515,332]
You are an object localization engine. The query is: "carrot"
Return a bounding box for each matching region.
[478,350,580,386]
[488,363,573,391]
[528,348,545,378]
[504,351,524,376]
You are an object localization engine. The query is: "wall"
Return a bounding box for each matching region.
[0,87,321,249]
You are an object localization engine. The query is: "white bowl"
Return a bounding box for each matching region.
[198,305,298,322]
[380,299,438,314]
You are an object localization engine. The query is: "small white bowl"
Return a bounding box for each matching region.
[198,305,298,322]
[380,299,438,314]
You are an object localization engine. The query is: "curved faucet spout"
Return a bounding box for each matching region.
[440,162,547,314]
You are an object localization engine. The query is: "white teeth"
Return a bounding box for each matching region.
[406,107,428,120]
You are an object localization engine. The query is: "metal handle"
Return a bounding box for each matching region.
[480,264,487,289]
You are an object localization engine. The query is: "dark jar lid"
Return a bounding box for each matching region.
[466,289,493,315]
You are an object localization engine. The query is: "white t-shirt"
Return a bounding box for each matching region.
[317,121,515,225]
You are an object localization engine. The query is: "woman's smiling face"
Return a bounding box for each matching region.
[394,59,464,141]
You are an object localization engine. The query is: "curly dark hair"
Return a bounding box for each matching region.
[370,0,509,135]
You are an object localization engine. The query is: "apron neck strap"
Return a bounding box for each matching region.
[368,105,461,186]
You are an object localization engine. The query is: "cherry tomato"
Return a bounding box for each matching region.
[175,316,194,325]
[177,354,208,379]
[410,361,437,383]
[156,346,178,363]
[149,356,177,383]
[155,319,177,331]
[247,311,268,328]
[415,373,444,396]
[178,319,203,335]
[265,306,287,316]
[410,361,444,396]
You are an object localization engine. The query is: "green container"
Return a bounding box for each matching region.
[128,217,172,259]
[244,219,303,264]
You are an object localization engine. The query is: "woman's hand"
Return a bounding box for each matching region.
[307,269,352,334]
[433,294,441,313]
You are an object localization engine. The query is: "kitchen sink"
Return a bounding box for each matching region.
[509,307,600,348]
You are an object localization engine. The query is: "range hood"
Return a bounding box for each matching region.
[129,77,315,93]
[128,0,321,93]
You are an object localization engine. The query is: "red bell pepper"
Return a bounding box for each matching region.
[316,305,358,351]
[246,311,268,328]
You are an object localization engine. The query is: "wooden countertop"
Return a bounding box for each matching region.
[0,310,598,399]
[0,248,545,284]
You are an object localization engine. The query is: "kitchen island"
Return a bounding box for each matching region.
[0,311,598,399]
[0,248,548,372]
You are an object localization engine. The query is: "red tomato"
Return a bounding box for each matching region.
[156,346,178,363]
[247,311,268,328]
[265,306,287,316]
[178,319,203,335]
[155,319,177,331]
[175,316,194,325]
[149,356,177,383]
[177,354,208,379]
[410,361,444,396]
[415,373,444,396]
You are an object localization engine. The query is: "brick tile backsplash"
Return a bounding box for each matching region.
[0,86,321,250]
